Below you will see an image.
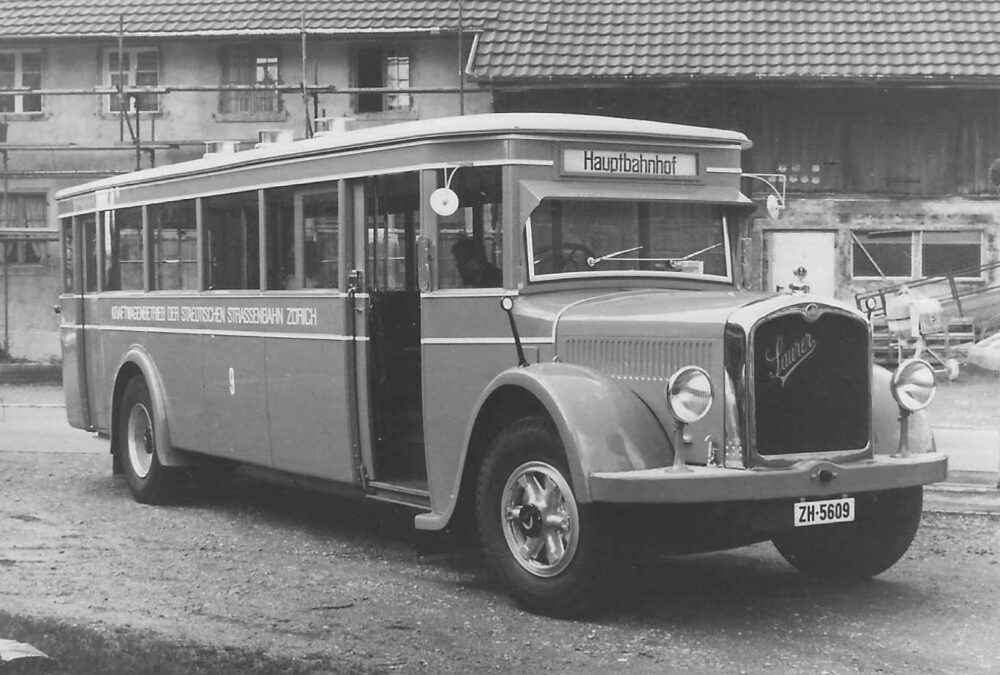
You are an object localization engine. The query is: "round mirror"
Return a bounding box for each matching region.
[499,296,514,312]
[766,194,783,220]
[429,187,459,217]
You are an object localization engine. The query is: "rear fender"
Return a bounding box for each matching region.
[871,364,935,455]
[477,362,672,502]
[110,346,191,468]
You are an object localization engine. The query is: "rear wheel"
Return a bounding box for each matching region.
[475,417,615,617]
[118,377,177,504]
[772,487,923,580]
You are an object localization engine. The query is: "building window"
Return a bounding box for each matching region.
[852,230,982,280]
[1,193,47,264]
[922,231,982,277]
[105,48,160,113]
[220,46,281,115]
[355,47,411,113]
[0,51,42,114]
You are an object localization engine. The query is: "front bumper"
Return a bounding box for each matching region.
[588,453,947,504]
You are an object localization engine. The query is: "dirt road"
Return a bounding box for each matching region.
[2,447,999,673]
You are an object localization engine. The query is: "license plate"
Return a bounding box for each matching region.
[793,497,855,527]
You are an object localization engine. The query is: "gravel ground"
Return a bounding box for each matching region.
[2,448,1000,673]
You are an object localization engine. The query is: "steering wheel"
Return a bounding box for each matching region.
[533,243,595,274]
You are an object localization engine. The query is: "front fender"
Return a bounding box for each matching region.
[480,362,673,502]
[871,364,935,455]
[111,345,190,468]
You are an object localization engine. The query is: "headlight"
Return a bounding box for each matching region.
[891,359,936,412]
[666,366,714,424]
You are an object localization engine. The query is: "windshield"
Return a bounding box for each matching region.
[527,199,731,282]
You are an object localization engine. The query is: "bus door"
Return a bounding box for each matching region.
[59,213,93,430]
[350,172,428,498]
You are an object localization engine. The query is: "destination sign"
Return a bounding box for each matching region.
[563,148,698,178]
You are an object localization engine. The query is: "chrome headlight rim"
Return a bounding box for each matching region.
[666,365,714,424]
[891,358,936,412]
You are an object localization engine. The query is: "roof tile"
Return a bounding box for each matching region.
[474,0,1000,82]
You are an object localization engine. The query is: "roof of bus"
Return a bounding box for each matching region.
[55,113,751,200]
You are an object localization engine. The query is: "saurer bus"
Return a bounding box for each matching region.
[57,113,947,616]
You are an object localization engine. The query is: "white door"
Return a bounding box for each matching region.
[767,231,837,297]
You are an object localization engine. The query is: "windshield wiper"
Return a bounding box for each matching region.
[667,242,722,266]
[583,242,723,270]
[586,246,643,268]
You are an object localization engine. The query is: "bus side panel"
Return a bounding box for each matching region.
[145,332,207,454]
[202,334,270,467]
[96,327,146,431]
[420,296,523,514]
[266,337,355,481]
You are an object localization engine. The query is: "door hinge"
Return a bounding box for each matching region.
[354,444,370,489]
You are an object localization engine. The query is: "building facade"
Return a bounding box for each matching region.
[5,1,1000,359]
[0,0,491,360]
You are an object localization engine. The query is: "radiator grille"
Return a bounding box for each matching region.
[751,311,870,456]
[563,337,714,382]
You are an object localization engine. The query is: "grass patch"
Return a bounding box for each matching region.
[0,611,369,675]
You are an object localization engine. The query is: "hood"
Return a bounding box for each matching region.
[554,289,764,342]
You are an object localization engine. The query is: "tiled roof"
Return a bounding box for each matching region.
[0,1,495,37]
[471,1,1000,82]
[3,1,997,82]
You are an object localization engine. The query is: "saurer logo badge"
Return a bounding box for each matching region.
[765,333,816,386]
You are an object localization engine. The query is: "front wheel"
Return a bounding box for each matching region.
[475,417,615,617]
[117,377,177,505]
[772,487,923,580]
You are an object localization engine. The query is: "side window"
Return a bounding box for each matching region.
[61,217,74,294]
[438,166,503,289]
[203,191,260,290]
[82,214,98,293]
[367,173,420,291]
[150,200,197,290]
[265,186,295,289]
[300,189,338,289]
[354,46,411,113]
[103,207,144,291]
[264,183,338,290]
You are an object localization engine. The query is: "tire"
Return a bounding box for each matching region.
[117,377,177,505]
[475,417,615,617]
[772,487,923,580]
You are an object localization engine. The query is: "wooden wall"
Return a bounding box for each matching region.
[495,86,1000,197]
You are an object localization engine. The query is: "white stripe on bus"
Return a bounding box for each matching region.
[82,325,366,341]
[421,337,553,345]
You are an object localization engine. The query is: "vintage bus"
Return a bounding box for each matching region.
[57,113,946,616]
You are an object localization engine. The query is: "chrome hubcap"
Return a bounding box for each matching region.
[501,461,579,578]
[126,402,154,479]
